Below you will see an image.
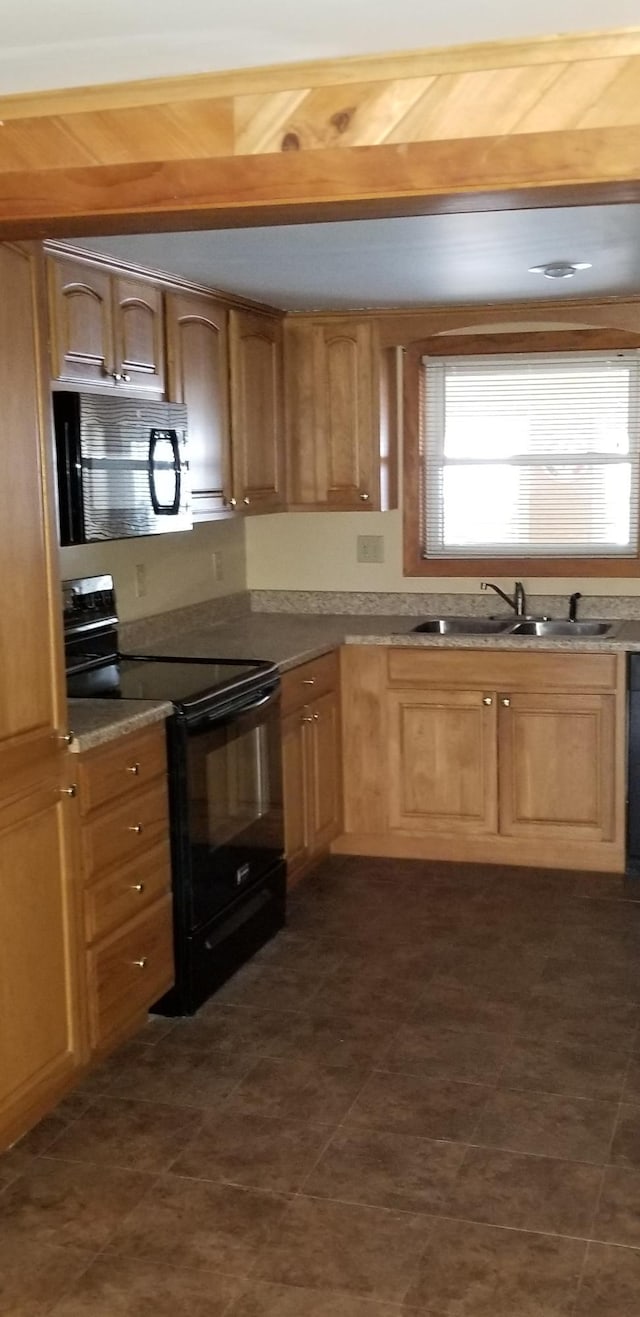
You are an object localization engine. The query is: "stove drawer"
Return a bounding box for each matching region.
[84,841,172,944]
[87,894,174,1052]
[82,780,169,881]
[78,724,167,816]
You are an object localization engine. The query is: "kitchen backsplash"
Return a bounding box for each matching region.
[249,590,640,619]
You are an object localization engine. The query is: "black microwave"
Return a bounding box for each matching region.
[53,391,191,545]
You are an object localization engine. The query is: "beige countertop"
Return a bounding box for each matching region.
[67,698,173,752]
[66,612,640,751]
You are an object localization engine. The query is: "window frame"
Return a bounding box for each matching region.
[403,328,640,578]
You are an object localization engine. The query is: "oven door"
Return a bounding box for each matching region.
[170,684,284,931]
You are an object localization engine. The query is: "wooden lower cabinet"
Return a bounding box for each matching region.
[75,722,175,1056]
[281,654,342,884]
[339,646,626,872]
[0,784,85,1150]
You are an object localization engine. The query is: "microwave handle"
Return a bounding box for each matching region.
[148,430,181,515]
[57,416,85,545]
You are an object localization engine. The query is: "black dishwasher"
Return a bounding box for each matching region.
[627,655,640,873]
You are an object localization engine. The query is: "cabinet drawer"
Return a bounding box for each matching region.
[84,841,172,944]
[87,895,174,1051]
[78,724,167,816]
[386,648,618,693]
[82,781,169,881]
[281,650,339,715]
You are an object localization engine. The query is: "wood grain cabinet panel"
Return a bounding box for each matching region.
[498,691,615,843]
[48,255,165,394]
[112,276,165,394]
[165,289,231,518]
[229,307,285,512]
[86,895,174,1053]
[281,656,342,884]
[388,688,498,836]
[0,241,84,1153]
[285,316,397,511]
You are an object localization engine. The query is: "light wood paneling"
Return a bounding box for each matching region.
[112,275,165,394]
[1,30,640,233]
[47,256,114,385]
[306,689,342,852]
[280,651,340,716]
[86,895,174,1053]
[386,649,618,693]
[340,646,389,835]
[77,724,167,816]
[81,781,169,882]
[84,841,172,944]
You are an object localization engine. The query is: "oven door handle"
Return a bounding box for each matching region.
[185,680,281,728]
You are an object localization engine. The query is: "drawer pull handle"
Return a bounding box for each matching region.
[130,882,146,893]
[60,784,77,797]
[127,762,140,776]
[482,695,493,706]
[302,678,315,685]
[131,958,148,969]
[301,714,314,723]
[59,732,75,746]
[501,697,511,708]
[128,824,143,834]
[359,491,370,502]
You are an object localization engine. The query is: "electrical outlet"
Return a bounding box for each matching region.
[211,551,224,582]
[357,534,384,564]
[134,563,147,598]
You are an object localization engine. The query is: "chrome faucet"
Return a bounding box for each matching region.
[480,580,527,616]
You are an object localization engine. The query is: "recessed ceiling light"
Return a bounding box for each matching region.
[528,261,593,279]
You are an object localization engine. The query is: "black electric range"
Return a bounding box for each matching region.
[65,575,286,1015]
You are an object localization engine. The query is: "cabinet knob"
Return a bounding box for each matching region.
[482,695,493,706]
[128,823,144,834]
[228,497,237,508]
[130,882,145,893]
[301,714,314,723]
[131,958,148,970]
[60,783,77,797]
[313,712,320,721]
[359,491,370,502]
[121,372,131,383]
[127,763,140,776]
[243,497,251,505]
[58,731,75,746]
[110,371,123,382]
[501,696,511,708]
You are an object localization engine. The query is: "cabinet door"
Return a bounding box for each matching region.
[1,242,66,791]
[307,690,342,853]
[282,709,309,878]
[387,688,498,835]
[229,308,285,512]
[0,785,83,1149]
[112,275,165,395]
[166,291,231,517]
[312,319,377,508]
[47,255,114,386]
[498,691,615,843]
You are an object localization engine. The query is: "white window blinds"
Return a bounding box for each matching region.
[422,350,640,559]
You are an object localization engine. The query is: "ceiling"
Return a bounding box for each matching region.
[73,204,640,311]
[1,0,638,94]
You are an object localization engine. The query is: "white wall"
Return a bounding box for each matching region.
[60,517,246,622]
[245,509,640,598]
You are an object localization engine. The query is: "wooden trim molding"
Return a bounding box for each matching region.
[0,27,638,235]
[402,320,640,579]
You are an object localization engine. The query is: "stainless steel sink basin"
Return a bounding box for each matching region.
[509,620,613,638]
[412,618,513,635]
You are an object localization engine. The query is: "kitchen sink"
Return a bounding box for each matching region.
[509,620,614,638]
[412,618,513,635]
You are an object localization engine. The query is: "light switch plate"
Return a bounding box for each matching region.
[357,534,384,564]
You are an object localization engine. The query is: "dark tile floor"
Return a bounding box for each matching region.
[3,856,640,1314]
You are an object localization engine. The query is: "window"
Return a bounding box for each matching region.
[404,343,640,577]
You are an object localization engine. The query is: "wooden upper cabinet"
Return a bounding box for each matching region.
[47,256,114,387]
[285,316,398,511]
[0,243,66,788]
[165,290,231,518]
[111,276,165,394]
[229,308,285,513]
[47,256,165,394]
